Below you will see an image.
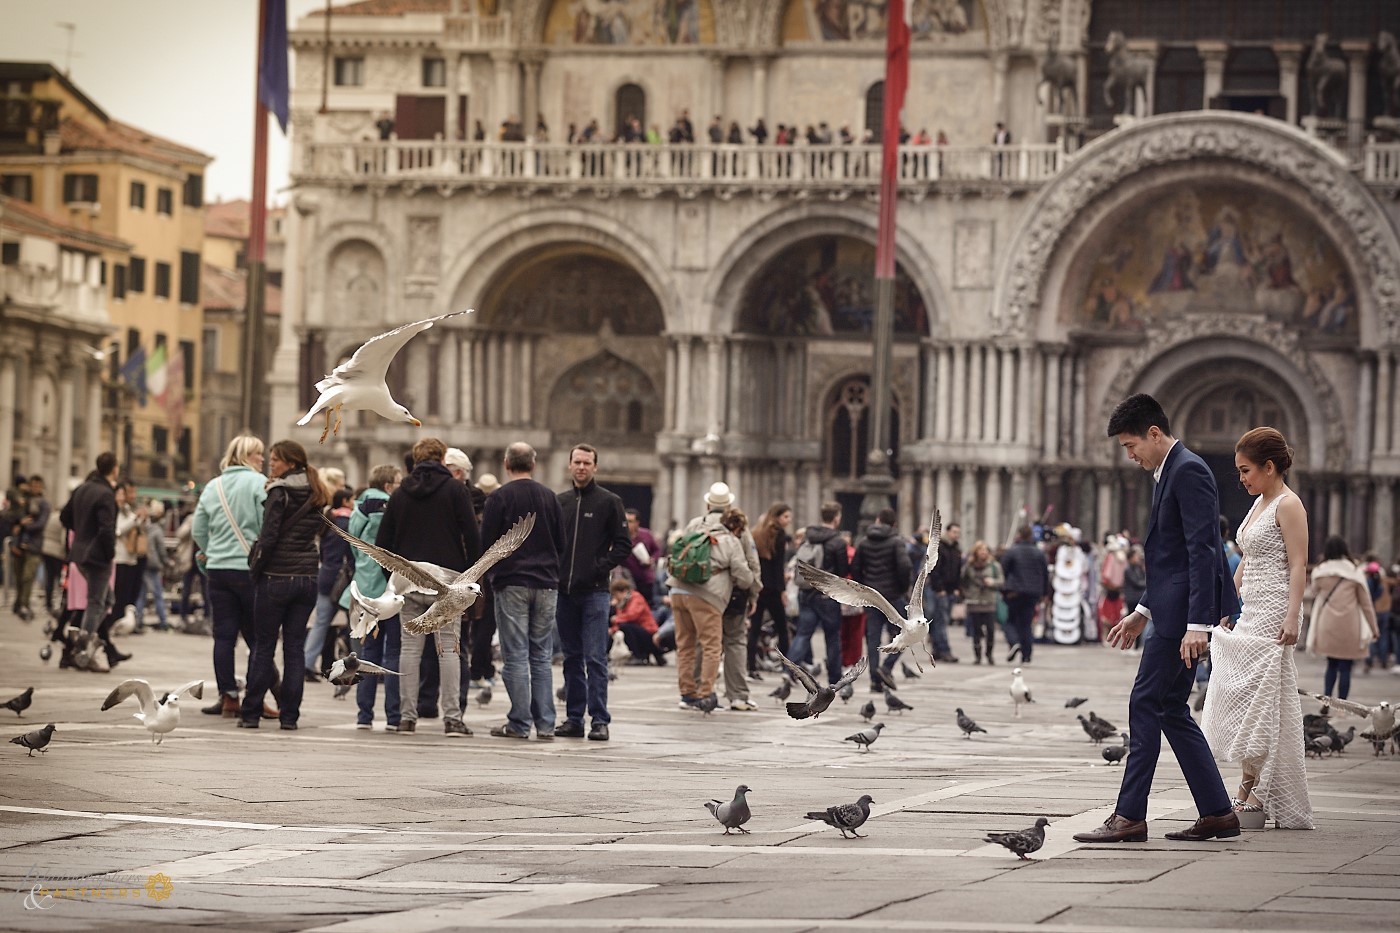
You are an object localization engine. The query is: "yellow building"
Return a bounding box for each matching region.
[0,61,211,486]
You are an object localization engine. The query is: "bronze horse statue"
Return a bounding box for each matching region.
[1103,31,1151,116]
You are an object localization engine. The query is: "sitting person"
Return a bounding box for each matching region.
[611,578,665,665]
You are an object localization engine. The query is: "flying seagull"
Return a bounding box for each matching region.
[1009,667,1033,718]
[1298,691,1396,743]
[101,680,204,744]
[705,784,752,834]
[325,513,535,635]
[326,653,400,687]
[845,723,885,752]
[956,708,986,738]
[984,818,1050,860]
[297,311,471,442]
[10,723,55,757]
[774,650,866,720]
[796,509,942,672]
[346,579,405,641]
[3,687,34,716]
[805,795,874,838]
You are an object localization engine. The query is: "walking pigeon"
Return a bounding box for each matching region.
[102,679,204,744]
[38,644,52,663]
[1009,668,1033,718]
[769,677,792,704]
[297,310,471,442]
[805,794,874,838]
[795,510,942,671]
[1102,733,1129,765]
[885,691,913,714]
[956,708,986,738]
[10,723,55,756]
[556,684,567,702]
[1298,691,1397,744]
[1065,697,1089,709]
[705,784,752,834]
[901,661,921,680]
[694,694,719,716]
[984,818,1050,860]
[1088,711,1117,733]
[3,687,34,716]
[860,700,876,722]
[838,681,854,704]
[1079,714,1116,744]
[845,723,885,752]
[477,684,492,707]
[774,650,866,721]
[326,653,400,687]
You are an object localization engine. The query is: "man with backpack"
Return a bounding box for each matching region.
[789,502,851,683]
[666,484,757,711]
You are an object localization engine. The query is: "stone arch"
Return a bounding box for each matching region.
[306,221,398,329]
[475,242,665,334]
[442,207,681,329]
[819,371,904,481]
[994,112,1400,347]
[547,350,661,445]
[704,202,948,337]
[763,0,1004,46]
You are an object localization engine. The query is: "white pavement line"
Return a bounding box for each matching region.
[292,842,970,858]
[963,797,1195,860]
[0,805,381,834]
[779,774,1075,835]
[445,919,1335,933]
[300,882,655,933]
[120,848,315,879]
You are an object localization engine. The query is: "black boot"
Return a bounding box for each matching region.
[972,640,983,664]
[104,639,132,666]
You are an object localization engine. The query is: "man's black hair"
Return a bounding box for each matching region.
[1106,393,1171,438]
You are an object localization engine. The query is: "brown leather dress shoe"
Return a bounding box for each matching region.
[1072,814,1149,843]
[1164,811,1241,841]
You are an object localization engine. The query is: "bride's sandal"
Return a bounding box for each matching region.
[1232,779,1268,829]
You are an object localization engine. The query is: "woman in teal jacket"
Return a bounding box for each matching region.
[191,435,267,715]
[340,463,402,730]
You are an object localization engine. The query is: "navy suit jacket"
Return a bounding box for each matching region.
[1138,442,1241,640]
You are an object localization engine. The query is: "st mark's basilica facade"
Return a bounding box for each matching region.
[271,0,1400,558]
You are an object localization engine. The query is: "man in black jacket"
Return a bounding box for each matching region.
[790,501,851,683]
[923,521,962,663]
[1000,525,1050,663]
[59,452,119,668]
[378,437,481,737]
[853,508,911,689]
[555,444,630,742]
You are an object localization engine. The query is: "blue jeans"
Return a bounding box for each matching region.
[356,614,401,726]
[864,615,900,684]
[240,574,317,726]
[495,585,558,735]
[1324,657,1355,700]
[791,590,842,683]
[134,566,169,628]
[206,568,256,697]
[305,591,340,671]
[180,565,204,620]
[556,589,611,726]
[78,562,114,637]
[926,588,953,657]
[1369,612,1394,666]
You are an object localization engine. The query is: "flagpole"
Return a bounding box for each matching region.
[242,0,272,438]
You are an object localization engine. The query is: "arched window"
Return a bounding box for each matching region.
[826,376,899,480]
[549,351,659,446]
[864,81,884,142]
[615,83,646,139]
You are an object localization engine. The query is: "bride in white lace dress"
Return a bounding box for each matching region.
[1202,427,1313,830]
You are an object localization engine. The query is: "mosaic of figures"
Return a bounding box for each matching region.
[484,251,665,334]
[739,236,927,337]
[544,0,716,44]
[1070,185,1357,336]
[783,0,979,42]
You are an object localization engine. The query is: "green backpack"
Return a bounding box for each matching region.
[669,528,715,584]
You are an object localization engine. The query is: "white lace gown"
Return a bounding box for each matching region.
[1201,493,1314,829]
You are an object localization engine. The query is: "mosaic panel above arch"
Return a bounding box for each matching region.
[780,0,982,42]
[543,0,717,45]
[737,235,927,337]
[478,244,665,335]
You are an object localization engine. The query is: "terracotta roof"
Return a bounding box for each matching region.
[60,116,211,168]
[205,199,250,239]
[311,0,449,15]
[0,193,130,253]
[202,261,281,316]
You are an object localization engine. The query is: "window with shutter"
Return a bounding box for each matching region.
[129,256,146,292]
[156,188,173,215]
[63,173,98,203]
[130,181,146,209]
[113,264,127,298]
[179,251,200,303]
[155,261,171,298]
[182,174,203,207]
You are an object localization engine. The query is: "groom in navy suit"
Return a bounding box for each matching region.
[1074,394,1242,844]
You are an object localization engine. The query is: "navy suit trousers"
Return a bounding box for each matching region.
[1115,628,1231,821]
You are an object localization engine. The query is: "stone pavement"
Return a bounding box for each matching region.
[0,608,1397,932]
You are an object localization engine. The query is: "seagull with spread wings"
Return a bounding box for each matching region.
[774,649,866,720]
[795,508,942,672]
[101,679,204,744]
[297,310,470,442]
[1298,690,1396,743]
[323,513,535,635]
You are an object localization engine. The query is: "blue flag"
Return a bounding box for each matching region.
[259,0,289,133]
[120,346,147,406]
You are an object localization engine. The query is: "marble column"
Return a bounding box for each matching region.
[918,467,934,523]
[1095,469,1114,543]
[998,347,1015,443]
[1374,350,1392,456]
[519,336,534,427]
[85,367,101,468]
[991,51,1009,125]
[57,368,75,487]
[1126,39,1161,116]
[663,340,677,433]
[472,335,487,426]
[969,346,985,443]
[1355,354,1375,468]
[935,466,953,519]
[751,55,770,122]
[675,336,692,434]
[1348,477,1370,550]
[501,335,518,426]
[983,468,1002,546]
[1342,41,1370,153]
[487,334,504,426]
[725,340,742,434]
[1043,350,1060,460]
[705,336,725,436]
[898,470,915,533]
[490,51,518,129]
[709,53,726,123]
[438,336,459,424]
[921,343,937,439]
[1273,43,1303,125]
[445,53,462,140]
[1008,468,1028,535]
[1071,354,1087,458]
[936,345,953,441]
[1327,481,1343,538]
[0,356,15,484]
[671,457,690,526]
[950,344,967,442]
[1372,479,1395,562]
[981,347,998,444]
[1197,41,1229,106]
[802,462,821,521]
[1015,346,1033,446]
[522,53,543,140]
[781,462,797,509]
[959,466,977,529]
[458,334,475,427]
[653,457,673,534]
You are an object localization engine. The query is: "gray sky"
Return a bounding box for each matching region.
[0,0,325,204]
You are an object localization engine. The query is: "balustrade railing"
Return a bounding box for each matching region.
[1364,142,1400,184]
[442,13,511,47]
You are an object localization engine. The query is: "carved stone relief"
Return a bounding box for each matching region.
[407,217,441,280]
[953,219,994,289]
[329,240,387,326]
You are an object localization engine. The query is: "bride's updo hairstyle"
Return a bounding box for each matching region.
[1235,427,1293,476]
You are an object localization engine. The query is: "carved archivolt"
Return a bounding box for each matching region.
[994,113,1400,347]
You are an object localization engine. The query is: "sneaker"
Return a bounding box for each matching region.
[236,719,259,729]
[384,723,400,733]
[280,722,298,731]
[397,720,416,734]
[554,720,586,738]
[588,723,609,741]
[444,720,472,737]
[729,699,758,711]
[678,696,700,711]
[1006,645,1021,663]
[489,724,530,739]
[355,723,373,730]
[468,680,483,690]
[535,732,555,741]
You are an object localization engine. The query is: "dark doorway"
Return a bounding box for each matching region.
[609,482,654,530]
[864,81,884,142]
[615,83,645,139]
[394,95,469,139]
[1202,452,1252,535]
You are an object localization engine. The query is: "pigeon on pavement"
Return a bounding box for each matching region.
[984,818,1050,860]
[1088,711,1117,733]
[1079,714,1117,744]
[885,691,913,714]
[956,708,987,738]
[1065,697,1089,709]
[845,723,885,752]
[838,681,854,704]
[326,653,400,686]
[3,687,34,716]
[769,677,792,704]
[860,700,876,722]
[694,694,719,716]
[478,684,493,707]
[102,679,204,744]
[775,650,866,721]
[297,310,470,441]
[705,784,752,834]
[10,723,56,756]
[1298,691,1397,743]
[556,684,567,702]
[795,510,941,671]
[805,794,875,838]
[325,513,535,635]
[1009,668,1033,718]
[901,661,921,680]
[38,644,52,663]
[1102,733,1129,765]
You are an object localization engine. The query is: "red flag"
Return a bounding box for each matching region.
[876,0,911,279]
